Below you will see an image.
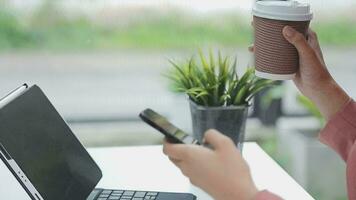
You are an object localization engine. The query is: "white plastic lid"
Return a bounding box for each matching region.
[255,70,295,80]
[252,0,313,21]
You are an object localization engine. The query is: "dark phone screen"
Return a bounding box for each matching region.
[141,109,198,144]
[0,86,102,200]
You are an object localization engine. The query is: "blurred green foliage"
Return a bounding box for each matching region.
[110,18,251,49]
[297,94,325,127]
[0,7,33,48]
[0,1,355,51]
[313,19,356,46]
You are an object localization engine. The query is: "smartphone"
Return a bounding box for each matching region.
[139,108,200,145]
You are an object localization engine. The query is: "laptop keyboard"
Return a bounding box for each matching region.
[97,189,158,200]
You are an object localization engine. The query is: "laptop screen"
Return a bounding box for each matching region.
[0,85,102,200]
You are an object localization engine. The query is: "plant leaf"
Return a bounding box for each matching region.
[165,50,274,107]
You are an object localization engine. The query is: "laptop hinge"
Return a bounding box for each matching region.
[87,189,103,200]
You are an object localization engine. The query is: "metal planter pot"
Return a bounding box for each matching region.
[189,100,248,151]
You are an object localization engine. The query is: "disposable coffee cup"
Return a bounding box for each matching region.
[252,0,313,80]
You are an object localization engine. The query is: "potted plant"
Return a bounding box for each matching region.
[166,50,274,150]
[253,81,284,126]
[276,94,346,200]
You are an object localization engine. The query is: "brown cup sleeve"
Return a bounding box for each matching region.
[254,16,310,75]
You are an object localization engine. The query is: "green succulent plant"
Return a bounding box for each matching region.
[166,50,275,107]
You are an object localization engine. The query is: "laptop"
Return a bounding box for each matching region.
[0,84,196,200]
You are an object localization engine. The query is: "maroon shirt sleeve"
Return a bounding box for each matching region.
[319,99,356,200]
[254,99,356,200]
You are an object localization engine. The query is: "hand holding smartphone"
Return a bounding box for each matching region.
[139,108,200,145]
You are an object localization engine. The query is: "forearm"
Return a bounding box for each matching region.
[309,79,350,120]
[254,190,283,200]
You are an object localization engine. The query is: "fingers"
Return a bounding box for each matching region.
[203,129,234,151]
[169,157,182,168]
[307,28,318,41]
[163,140,189,160]
[248,44,254,52]
[249,20,255,53]
[282,26,313,56]
[307,29,318,48]
[169,157,181,163]
[307,29,325,65]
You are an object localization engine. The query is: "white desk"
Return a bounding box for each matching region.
[0,143,314,200]
[91,143,314,200]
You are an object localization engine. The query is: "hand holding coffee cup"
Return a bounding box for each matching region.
[252,0,313,80]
